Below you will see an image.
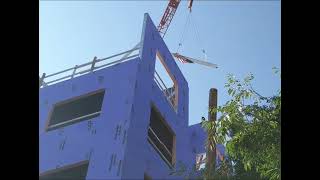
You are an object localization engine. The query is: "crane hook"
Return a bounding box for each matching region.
[188,0,194,13]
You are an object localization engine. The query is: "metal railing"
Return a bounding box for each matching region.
[47,111,101,131]
[148,127,173,157]
[148,127,173,168]
[39,47,140,88]
[154,70,177,111]
[39,46,178,113]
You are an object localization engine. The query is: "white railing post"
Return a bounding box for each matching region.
[90,56,97,72]
[40,47,140,87]
[71,65,78,79]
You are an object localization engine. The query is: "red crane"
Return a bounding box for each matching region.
[122,0,217,68]
[158,0,216,68]
[157,0,182,38]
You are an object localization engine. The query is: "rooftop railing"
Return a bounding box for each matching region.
[154,70,177,111]
[39,46,177,112]
[39,47,140,88]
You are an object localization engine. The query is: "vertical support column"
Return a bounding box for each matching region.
[206,88,217,176]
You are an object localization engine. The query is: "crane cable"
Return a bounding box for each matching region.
[176,12,191,54]
[190,13,207,60]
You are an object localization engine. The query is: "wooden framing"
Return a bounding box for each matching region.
[155,51,179,111]
[148,104,176,168]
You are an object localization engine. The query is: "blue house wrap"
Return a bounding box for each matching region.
[39,13,225,179]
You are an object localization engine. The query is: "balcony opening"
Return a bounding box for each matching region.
[39,160,89,180]
[154,51,178,111]
[148,105,176,168]
[46,89,105,131]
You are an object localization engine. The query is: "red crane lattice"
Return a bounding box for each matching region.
[157,0,181,37]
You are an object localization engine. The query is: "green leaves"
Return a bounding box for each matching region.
[190,68,281,180]
[272,67,279,74]
[272,66,281,79]
[244,161,252,171]
[203,70,281,180]
[244,73,254,84]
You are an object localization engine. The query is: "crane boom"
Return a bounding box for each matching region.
[157,0,181,38]
[120,0,182,60]
[120,0,218,70]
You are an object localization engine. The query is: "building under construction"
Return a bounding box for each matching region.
[39,13,225,179]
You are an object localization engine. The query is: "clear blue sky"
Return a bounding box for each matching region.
[40,1,281,125]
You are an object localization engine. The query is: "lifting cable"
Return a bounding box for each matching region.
[176,12,191,54]
[176,11,208,60]
[190,13,207,60]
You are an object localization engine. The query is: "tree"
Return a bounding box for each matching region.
[206,69,281,180]
[171,69,280,180]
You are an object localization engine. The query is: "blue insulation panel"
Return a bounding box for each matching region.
[39,13,225,179]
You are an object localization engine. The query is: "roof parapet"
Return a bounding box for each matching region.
[39,46,140,88]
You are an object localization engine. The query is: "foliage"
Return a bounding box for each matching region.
[208,70,281,180]
[170,69,280,180]
[170,157,236,180]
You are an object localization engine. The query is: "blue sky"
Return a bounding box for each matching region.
[40,1,280,125]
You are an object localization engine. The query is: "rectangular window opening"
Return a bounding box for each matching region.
[46,89,105,131]
[154,51,178,111]
[39,160,89,180]
[148,105,176,168]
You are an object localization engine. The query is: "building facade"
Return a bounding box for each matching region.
[39,13,224,179]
